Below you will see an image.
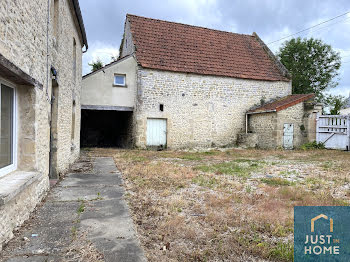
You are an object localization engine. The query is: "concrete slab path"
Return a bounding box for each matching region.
[0,156,146,262]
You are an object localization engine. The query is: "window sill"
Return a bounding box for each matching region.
[112,84,127,88]
[0,171,43,207]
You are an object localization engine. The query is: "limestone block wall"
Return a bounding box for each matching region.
[0,174,48,251]
[0,0,84,249]
[276,102,306,148]
[134,68,291,149]
[248,102,314,149]
[249,112,277,149]
[0,0,82,174]
[305,104,323,142]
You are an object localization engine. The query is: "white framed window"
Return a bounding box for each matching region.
[113,74,126,87]
[0,78,17,177]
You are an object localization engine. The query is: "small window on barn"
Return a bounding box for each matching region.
[114,74,126,87]
[159,104,164,111]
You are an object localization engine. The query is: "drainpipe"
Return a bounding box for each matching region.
[245,113,248,134]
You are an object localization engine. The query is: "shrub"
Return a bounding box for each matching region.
[300,141,325,150]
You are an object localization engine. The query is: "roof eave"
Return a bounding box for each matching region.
[246,109,277,115]
[71,0,88,50]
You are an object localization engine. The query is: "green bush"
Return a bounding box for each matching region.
[300,141,325,150]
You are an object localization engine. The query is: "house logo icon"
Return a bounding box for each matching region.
[311,214,333,233]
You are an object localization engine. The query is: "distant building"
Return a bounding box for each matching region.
[340,93,350,115]
[82,14,319,150]
[0,0,87,249]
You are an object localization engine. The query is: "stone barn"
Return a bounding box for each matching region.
[0,0,87,250]
[82,14,294,149]
[82,14,318,150]
[239,94,323,149]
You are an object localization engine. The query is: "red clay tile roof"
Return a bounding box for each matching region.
[247,94,315,113]
[127,14,290,82]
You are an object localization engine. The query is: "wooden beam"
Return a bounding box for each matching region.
[81,105,134,111]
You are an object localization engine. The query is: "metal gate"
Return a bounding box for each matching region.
[146,118,167,147]
[316,115,350,150]
[283,123,294,149]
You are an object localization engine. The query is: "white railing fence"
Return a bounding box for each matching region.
[316,115,350,150]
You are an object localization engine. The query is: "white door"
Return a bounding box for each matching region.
[283,123,294,149]
[147,118,167,147]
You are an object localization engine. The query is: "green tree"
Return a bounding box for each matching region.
[277,38,341,100]
[88,58,103,72]
[323,94,347,115]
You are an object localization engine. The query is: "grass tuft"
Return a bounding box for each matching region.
[194,160,262,178]
[261,177,294,186]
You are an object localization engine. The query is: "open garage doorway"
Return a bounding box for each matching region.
[80,109,133,148]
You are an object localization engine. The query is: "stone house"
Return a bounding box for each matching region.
[82,14,317,149]
[0,0,87,250]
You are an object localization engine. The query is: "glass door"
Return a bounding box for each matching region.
[0,82,16,176]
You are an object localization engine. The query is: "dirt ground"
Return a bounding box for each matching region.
[87,147,350,262]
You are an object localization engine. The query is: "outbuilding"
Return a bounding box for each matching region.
[239,94,323,149]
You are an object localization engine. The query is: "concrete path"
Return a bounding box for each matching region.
[0,157,146,262]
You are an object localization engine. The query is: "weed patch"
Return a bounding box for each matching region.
[261,177,294,186]
[194,160,261,177]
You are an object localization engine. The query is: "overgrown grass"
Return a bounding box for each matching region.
[179,154,202,161]
[261,177,295,186]
[105,148,350,262]
[192,175,219,188]
[194,160,263,178]
[269,241,294,261]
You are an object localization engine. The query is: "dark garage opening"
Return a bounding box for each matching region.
[81,109,133,148]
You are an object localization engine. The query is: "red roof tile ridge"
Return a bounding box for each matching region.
[126,13,254,38]
[125,14,291,82]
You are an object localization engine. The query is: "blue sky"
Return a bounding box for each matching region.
[80,0,350,97]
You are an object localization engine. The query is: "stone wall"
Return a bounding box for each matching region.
[276,102,307,148]
[134,68,291,148]
[0,173,48,251]
[249,112,277,149]
[247,102,320,149]
[0,0,84,249]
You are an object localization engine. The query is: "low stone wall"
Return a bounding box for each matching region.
[0,173,49,251]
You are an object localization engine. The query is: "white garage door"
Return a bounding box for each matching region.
[147,118,167,147]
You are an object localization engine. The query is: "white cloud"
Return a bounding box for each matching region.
[83,41,119,75]
[167,0,238,32]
